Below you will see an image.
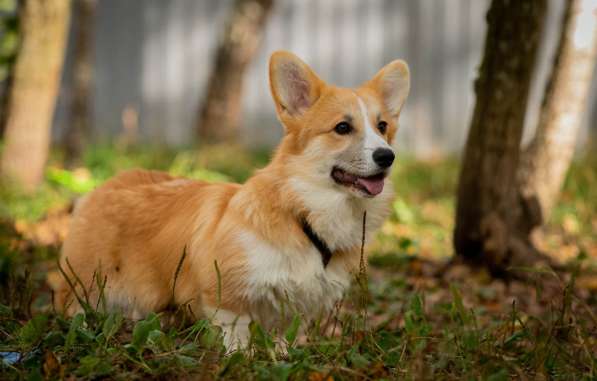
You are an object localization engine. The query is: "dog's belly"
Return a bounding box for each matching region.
[237,230,352,329]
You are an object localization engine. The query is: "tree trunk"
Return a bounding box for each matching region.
[197,0,274,144]
[0,0,71,191]
[0,73,14,139]
[517,0,597,231]
[64,0,95,167]
[454,0,547,273]
[0,2,21,138]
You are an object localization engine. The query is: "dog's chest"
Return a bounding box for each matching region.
[238,230,351,326]
[287,177,392,252]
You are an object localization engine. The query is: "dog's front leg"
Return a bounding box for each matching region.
[204,307,251,352]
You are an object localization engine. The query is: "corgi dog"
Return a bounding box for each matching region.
[53,51,410,348]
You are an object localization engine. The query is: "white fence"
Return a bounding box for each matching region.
[52,0,596,156]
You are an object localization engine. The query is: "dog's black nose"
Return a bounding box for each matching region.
[372,148,395,168]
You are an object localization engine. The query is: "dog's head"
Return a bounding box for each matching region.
[269,51,410,198]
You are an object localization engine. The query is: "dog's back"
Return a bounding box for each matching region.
[99,169,178,189]
[53,169,235,317]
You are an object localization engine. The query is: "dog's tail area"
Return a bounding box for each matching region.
[107,169,178,189]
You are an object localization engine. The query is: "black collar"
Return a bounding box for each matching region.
[301,218,333,267]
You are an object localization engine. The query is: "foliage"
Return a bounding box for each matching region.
[374,157,459,260]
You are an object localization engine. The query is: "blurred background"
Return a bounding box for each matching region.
[3,0,594,154]
[0,0,593,255]
[0,0,594,261]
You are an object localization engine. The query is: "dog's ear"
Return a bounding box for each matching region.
[365,60,410,117]
[269,51,324,117]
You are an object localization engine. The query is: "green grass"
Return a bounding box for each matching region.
[0,145,595,379]
[1,247,595,379]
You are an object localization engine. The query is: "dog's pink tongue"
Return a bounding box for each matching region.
[356,177,384,195]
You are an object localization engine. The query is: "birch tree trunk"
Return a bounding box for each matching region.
[517,0,597,232]
[0,0,71,191]
[64,0,96,167]
[454,0,547,273]
[197,0,274,144]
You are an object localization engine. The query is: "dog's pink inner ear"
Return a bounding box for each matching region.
[282,63,311,113]
[271,56,322,116]
[368,60,410,117]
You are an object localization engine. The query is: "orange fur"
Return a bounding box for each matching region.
[53,51,410,347]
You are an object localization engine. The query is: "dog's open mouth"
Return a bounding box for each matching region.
[331,167,387,196]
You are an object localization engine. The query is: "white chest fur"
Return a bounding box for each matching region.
[237,230,351,329]
[233,175,392,330]
[288,176,393,252]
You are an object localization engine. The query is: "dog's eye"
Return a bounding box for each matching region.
[334,122,352,135]
[377,121,388,134]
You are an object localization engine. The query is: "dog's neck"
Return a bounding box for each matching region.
[234,154,393,254]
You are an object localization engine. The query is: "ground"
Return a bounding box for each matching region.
[0,145,595,380]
